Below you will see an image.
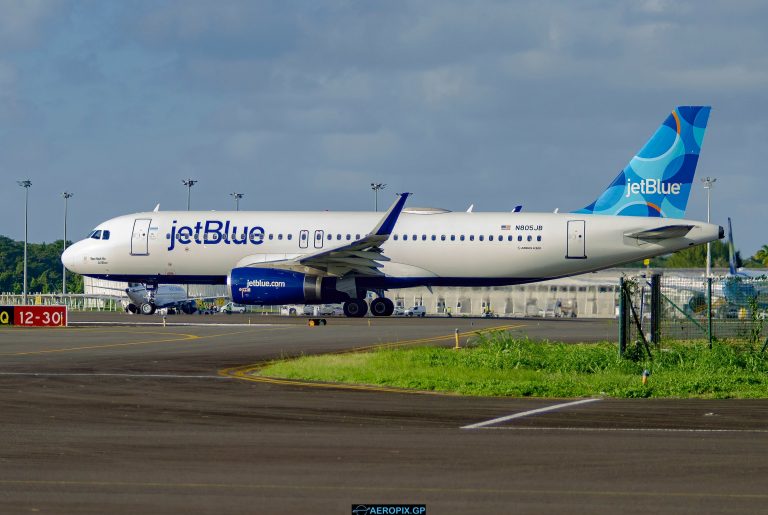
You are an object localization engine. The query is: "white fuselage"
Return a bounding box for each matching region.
[63,210,722,288]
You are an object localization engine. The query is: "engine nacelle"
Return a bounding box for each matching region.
[229,267,348,305]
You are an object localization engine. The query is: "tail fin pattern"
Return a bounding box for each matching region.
[573,106,711,218]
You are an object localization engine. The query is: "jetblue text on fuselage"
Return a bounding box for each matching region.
[167,220,265,251]
[625,178,681,197]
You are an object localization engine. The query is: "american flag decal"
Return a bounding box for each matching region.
[501,224,511,230]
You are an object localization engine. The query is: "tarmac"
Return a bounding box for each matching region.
[1,313,766,514]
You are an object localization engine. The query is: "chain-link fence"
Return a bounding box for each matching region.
[619,273,768,356]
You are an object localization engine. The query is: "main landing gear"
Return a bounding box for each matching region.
[342,299,368,318]
[370,297,394,317]
[342,297,395,317]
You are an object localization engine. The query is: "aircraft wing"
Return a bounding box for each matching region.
[240,193,410,277]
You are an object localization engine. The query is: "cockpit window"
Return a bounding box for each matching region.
[102,230,110,240]
[90,230,103,240]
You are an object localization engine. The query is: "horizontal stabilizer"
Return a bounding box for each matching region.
[626,225,694,240]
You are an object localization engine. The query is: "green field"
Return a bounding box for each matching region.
[258,332,768,398]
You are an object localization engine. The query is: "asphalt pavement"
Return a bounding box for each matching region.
[0,313,766,514]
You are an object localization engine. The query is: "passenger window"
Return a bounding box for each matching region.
[469,235,474,241]
[460,235,465,241]
[394,235,399,241]
[479,235,484,241]
[421,235,427,241]
[518,235,523,241]
[450,235,455,241]
[431,235,436,241]
[412,234,416,240]
[440,235,446,241]
[489,235,494,241]
[498,235,502,241]
[337,234,342,240]
[537,235,542,242]
[346,234,351,241]
[356,234,361,239]
[278,234,283,240]
[507,235,513,241]
[527,235,533,241]
[288,234,293,240]
[403,235,408,241]
[301,233,307,240]
[269,234,274,240]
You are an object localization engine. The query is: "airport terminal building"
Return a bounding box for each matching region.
[83,268,730,318]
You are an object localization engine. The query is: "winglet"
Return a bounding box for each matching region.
[373,192,411,236]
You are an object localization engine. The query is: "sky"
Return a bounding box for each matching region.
[1,0,766,255]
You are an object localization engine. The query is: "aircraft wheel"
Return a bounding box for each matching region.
[370,298,394,317]
[126,303,138,314]
[343,299,368,318]
[140,302,156,315]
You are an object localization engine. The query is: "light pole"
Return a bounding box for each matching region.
[701,176,717,278]
[182,179,198,210]
[230,192,244,211]
[17,180,31,305]
[371,183,386,212]
[62,191,73,294]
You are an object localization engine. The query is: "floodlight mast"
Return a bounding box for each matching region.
[182,179,198,211]
[371,183,386,212]
[62,191,73,294]
[701,176,717,278]
[17,180,32,305]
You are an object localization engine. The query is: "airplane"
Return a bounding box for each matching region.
[62,106,723,317]
[87,282,212,315]
[124,284,199,315]
[720,217,768,309]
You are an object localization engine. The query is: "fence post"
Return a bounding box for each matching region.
[619,278,627,357]
[650,273,661,345]
[707,277,713,349]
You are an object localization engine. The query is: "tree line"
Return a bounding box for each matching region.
[0,236,83,294]
[621,239,768,269]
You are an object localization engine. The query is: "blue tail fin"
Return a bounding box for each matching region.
[727,217,737,275]
[573,106,711,218]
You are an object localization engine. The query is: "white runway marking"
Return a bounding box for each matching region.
[462,398,602,429]
[0,372,229,379]
[476,426,768,434]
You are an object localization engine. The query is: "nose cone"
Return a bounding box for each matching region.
[61,241,84,272]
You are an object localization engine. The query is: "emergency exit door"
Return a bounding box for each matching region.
[131,218,152,256]
[566,220,586,259]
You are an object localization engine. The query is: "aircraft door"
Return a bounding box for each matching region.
[566,220,586,259]
[313,230,324,249]
[131,218,152,256]
[299,230,309,249]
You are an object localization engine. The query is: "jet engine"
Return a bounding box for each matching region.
[229,267,349,305]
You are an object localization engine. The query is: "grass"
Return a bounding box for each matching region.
[258,332,768,398]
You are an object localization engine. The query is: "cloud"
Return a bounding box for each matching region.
[0,0,65,48]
